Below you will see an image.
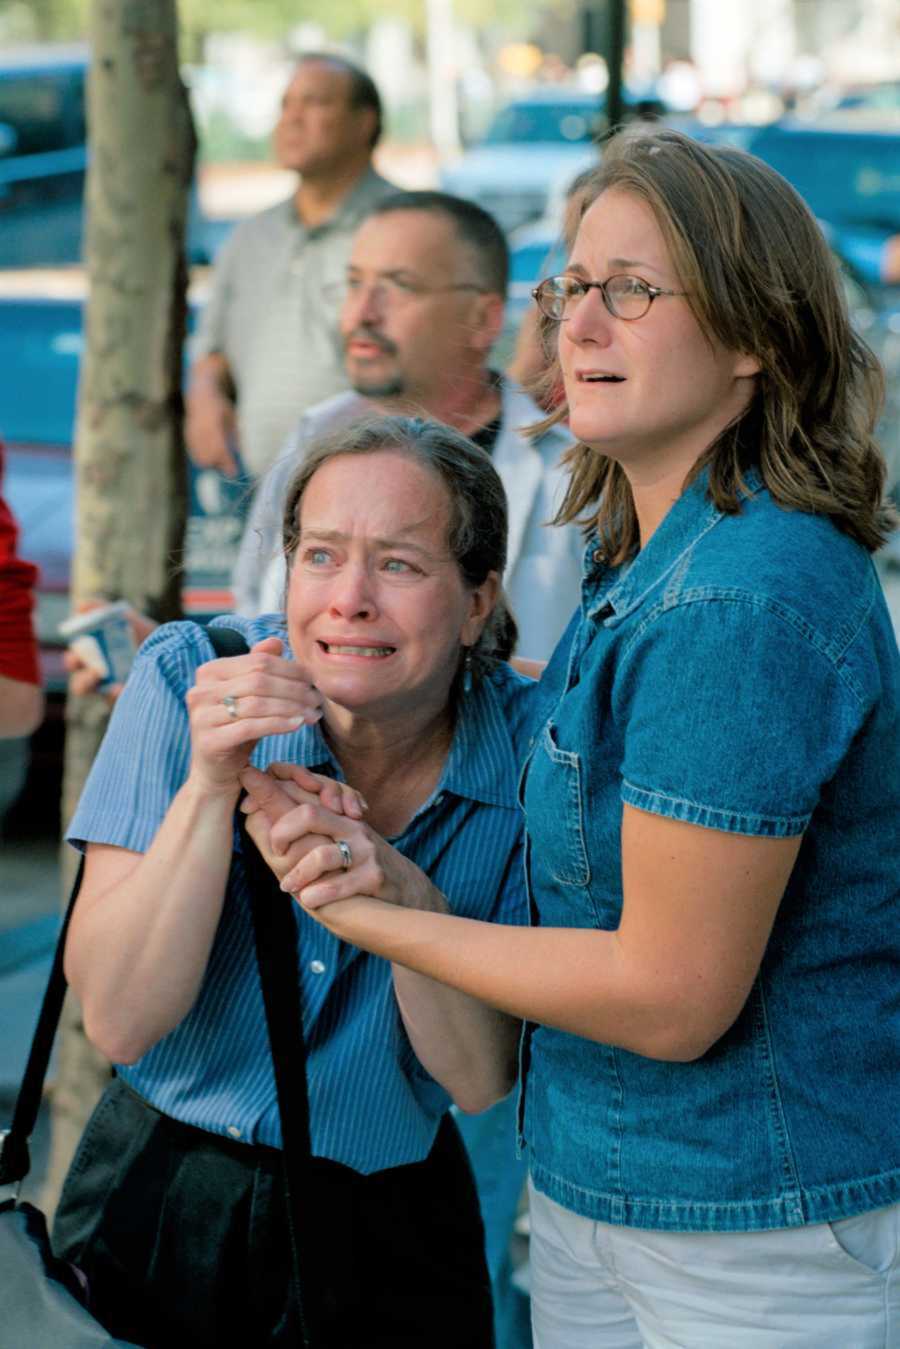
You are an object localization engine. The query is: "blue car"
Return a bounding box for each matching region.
[0,47,211,268]
[1,285,253,699]
[441,87,666,236]
[690,118,900,290]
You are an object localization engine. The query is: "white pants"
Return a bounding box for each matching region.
[528,1180,900,1348]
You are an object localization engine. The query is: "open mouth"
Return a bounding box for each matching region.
[577,372,626,383]
[318,641,396,659]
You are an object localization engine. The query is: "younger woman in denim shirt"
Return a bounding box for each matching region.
[290,127,900,1347]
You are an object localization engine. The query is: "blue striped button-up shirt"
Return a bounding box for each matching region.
[67,616,536,1173]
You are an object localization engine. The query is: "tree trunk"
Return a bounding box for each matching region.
[44,0,195,1215]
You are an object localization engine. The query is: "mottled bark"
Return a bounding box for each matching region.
[44,0,195,1215]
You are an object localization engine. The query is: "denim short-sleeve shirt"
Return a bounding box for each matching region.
[519,468,900,1232]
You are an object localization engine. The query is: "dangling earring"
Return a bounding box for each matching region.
[462,648,473,695]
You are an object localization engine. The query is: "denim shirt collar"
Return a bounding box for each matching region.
[287,671,521,812]
[584,465,762,626]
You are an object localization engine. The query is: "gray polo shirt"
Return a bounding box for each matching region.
[193,167,397,476]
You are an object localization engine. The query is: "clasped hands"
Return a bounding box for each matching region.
[239,763,442,931]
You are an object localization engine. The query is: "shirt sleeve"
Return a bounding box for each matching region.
[66,622,213,852]
[616,596,868,837]
[0,482,41,685]
[191,226,242,361]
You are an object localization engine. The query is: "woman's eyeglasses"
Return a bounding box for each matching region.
[532,273,687,322]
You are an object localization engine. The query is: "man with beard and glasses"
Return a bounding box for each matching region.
[232,190,583,663]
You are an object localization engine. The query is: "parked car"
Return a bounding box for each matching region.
[440,87,663,235]
[0,273,260,826]
[0,46,211,268]
[0,278,252,700]
[687,118,900,289]
[0,46,87,268]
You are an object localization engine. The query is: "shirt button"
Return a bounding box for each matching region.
[227,1125,242,1139]
[309,959,326,975]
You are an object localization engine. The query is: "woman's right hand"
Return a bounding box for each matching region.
[185,636,323,796]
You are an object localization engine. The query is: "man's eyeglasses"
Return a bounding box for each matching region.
[532,273,687,322]
[323,275,488,309]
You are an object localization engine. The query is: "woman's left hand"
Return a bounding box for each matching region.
[241,765,443,914]
[240,764,354,887]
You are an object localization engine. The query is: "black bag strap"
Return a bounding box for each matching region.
[0,856,85,1187]
[3,625,318,1344]
[0,622,243,1186]
[239,819,317,1346]
[207,624,318,1347]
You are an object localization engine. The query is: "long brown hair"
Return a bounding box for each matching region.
[538,126,893,559]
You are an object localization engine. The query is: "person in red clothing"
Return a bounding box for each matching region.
[0,446,44,737]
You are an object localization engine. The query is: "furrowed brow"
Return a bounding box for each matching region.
[300,526,437,558]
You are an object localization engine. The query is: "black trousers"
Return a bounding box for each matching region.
[52,1077,494,1348]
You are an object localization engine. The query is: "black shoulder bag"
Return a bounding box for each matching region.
[0,626,319,1348]
[0,856,140,1347]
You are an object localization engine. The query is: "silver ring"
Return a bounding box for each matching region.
[336,839,352,871]
[223,694,239,720]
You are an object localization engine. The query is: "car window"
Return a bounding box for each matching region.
[483,102,601,145]
[0,68,85,155]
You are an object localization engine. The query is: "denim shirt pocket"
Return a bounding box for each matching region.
[540,721,592,889]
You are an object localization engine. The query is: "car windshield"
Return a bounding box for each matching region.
[482,101,600,145]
